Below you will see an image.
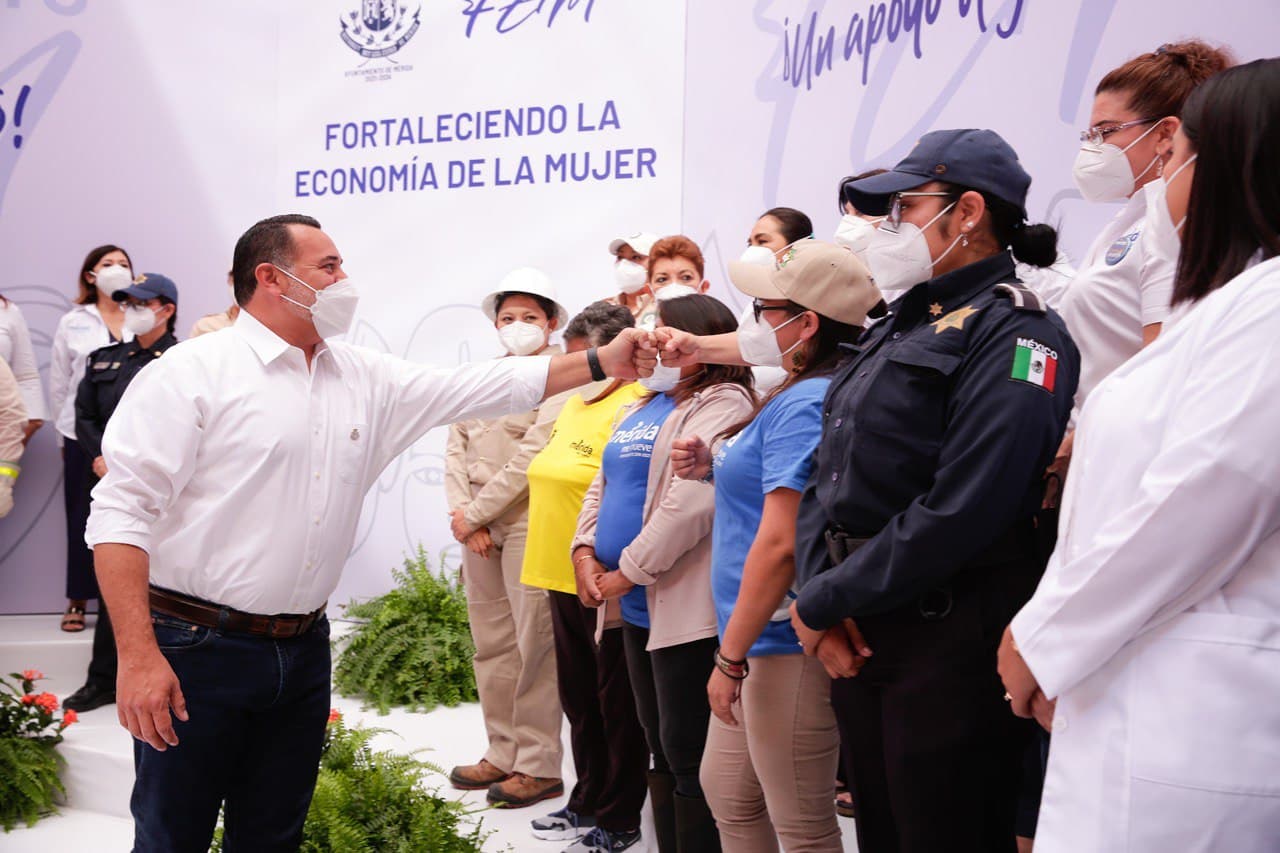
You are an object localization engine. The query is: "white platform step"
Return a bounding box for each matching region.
[0,614,854,851]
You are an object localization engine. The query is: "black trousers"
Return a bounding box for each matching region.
[62,437,98,600]
[621,623,716,799]
[832,557,1040,853]
[548,591,649,832]
[84,601,118,690]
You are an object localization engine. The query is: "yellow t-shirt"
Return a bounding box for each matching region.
[521,382,646,593]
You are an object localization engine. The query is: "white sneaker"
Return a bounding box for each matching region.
[531,807,595,841]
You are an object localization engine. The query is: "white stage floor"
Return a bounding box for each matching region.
[0,614,859,851]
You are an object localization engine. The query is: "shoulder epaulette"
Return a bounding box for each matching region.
[994,282,1046,314]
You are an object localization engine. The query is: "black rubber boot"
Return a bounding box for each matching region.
[647,770,678,853]
[673,791,721,853]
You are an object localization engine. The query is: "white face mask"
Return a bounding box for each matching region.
[93,264,133,296]
[1072,120,1163,203]
[655,283,700,301]
[736,308,804,367]
[614,259,649,294]
[639,357,700,393]
[274,265,360,338]
[833,215,882,253]
[738,245,777,267]
[1143,154,1196,269]
[123,305,161,336]
[859,203,959,298]
[497,320,546,356]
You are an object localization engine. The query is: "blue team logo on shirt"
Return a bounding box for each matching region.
[1105,231,1140,266]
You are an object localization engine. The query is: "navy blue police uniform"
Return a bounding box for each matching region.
[792,130,1080,853]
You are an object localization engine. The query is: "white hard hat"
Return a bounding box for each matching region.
[608,232,660,257]
[481,267,569,327]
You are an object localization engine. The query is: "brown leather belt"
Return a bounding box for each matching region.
[149,586,325,640]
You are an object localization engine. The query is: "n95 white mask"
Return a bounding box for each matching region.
[498,321,546,356]
[122,305,161,336]
[614,259,649,294]
[1072,120,1164,203]
[274,265,360,338]
[736,308,803,367]
[833,215,881,254]
[94,264,133,296]
[639,358,689,392]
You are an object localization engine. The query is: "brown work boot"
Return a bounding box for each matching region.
[486,772,565,808]
[448,758,510,790]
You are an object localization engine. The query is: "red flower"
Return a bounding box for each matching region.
[33,692,58,713]
[62,709,78,725]
[22,669,44,681]
[327,709,342,724]
[20,694,36,705]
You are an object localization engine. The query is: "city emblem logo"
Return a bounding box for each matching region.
[340,1,422,59]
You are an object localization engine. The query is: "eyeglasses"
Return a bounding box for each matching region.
[1079,117,1161,147]
[886,191,952,230]
[751,298,801,323]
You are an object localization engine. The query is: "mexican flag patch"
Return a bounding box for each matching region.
[1011,337,1058,392]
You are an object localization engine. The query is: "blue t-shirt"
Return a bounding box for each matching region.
[595,392,679,628]
[711,378,830,657]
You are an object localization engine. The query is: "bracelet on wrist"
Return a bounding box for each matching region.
[714,646,749,680]
[586,347,607,382]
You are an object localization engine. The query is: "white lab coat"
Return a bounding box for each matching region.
[1011,255,1280,853]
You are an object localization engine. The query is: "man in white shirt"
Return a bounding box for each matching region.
[85,214,656,852]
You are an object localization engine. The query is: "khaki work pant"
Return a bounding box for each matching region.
[461,520,563,778]
[701,653,842,852]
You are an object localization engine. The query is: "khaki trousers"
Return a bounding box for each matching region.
[461,520,563,778]
[701,653,842,853]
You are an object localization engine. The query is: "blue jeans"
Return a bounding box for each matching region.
[131,612,331,853]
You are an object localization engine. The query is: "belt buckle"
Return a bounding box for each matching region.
[918,587,953,621]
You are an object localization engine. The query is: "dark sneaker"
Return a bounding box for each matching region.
[532,806,596,841]
[487,773,565,808]
[63,682,116,713]
[562,827,642,852]
[448,758,510,790]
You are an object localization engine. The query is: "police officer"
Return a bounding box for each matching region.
[64,273,180,714]
[785,130,1080,853]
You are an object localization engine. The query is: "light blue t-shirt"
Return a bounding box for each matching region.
[595,392,679,628]
[711,378,830,657]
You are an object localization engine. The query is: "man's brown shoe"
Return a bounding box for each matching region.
[449,758,509,790]
[486,773,565,808]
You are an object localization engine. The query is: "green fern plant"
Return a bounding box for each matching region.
[334,546,478,713]
[212,715,487,852]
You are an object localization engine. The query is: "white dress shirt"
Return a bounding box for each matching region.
[1058,186,1174,417]
[1011,256,1280,852]
[49,304,131,441]
[86,310,550,614]
[0,300,47,420]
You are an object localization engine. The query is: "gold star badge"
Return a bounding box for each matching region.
[933,305,978,334]
[928,302,944,318]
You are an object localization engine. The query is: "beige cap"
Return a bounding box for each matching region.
[728,240,884,326]
[608,232,660,257]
